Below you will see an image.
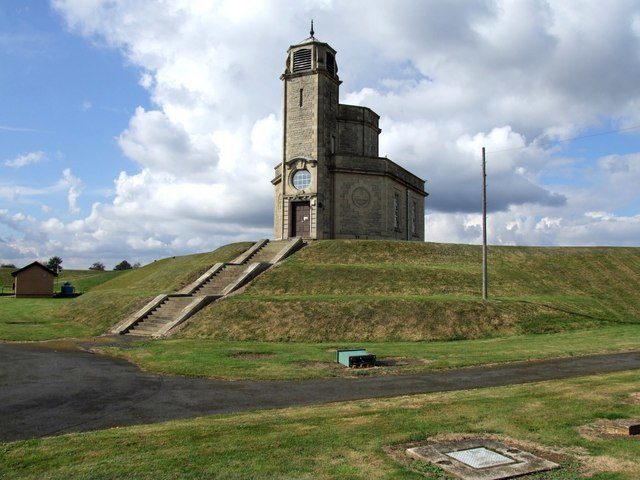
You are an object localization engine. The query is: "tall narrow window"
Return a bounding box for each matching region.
[394,194,400,230]
[326,52,335,75]
[411,200,417,235]
[330,135,336,154]
[299,88,303,107]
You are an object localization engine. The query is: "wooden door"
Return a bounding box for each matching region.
[292,202,311,237]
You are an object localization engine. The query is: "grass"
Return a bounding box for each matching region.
[1,370,639,479]
[3,240,639,374]
[0,243,252,342]
[101,325,640,380]
[0,268,126,341]
[0,299,95,341]
[182,241,640,341]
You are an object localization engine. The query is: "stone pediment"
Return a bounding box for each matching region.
[285,157,318,169]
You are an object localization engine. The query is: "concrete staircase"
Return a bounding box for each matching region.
[246,239,293,263]
[125,296,195,337]
[193,264,246,295]
[191,241,290,296]
[111,237,303,338]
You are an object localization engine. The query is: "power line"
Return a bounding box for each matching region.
[487,124,640,154]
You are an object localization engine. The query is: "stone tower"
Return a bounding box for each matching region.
[272,26,427,241]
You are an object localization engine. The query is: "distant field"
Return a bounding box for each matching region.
[183,240,640,341]
[0,242,252,341]
[0,267,123,295]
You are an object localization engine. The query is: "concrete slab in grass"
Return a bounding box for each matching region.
[406,438,558,480]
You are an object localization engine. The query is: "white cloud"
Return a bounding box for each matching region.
[0,169,81,208]
[41,217,65,234]
[58,168,84,214]
[0,125,40,133]
[4,150,46,168]
[2,0,636,267]
[117,106,217,175]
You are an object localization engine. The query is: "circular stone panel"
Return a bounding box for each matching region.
[351,186,371,208]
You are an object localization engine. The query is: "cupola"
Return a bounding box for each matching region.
[284,21,339,79]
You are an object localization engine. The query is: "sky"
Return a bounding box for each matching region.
[2,0,640,269]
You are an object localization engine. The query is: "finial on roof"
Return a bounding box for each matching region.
[310,19,315,39]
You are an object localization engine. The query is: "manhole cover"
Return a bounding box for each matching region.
[406,438,559,480]
[446,447,516,469]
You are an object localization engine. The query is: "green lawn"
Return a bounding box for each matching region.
[2,370,639,479]
[101,325,640,380]
[0,243,252,342]
[0,269,125,341]
[0,298,94,341]
[183,241,640,341]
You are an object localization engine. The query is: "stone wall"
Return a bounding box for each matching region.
[337,104,380,157]
[332,172,425,241]
[331,155,425,193]
[316,72,340,238]
[284,74,318,162]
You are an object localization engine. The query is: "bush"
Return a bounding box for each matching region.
[114,260,133,271]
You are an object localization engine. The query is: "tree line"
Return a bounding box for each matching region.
[42,257,141,272]
[1,257,142,272]
[92,260,142,271]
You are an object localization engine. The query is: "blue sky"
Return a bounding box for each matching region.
[2,0,640,268]
[1,1,148,221]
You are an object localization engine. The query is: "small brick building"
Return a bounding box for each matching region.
[272,28,428,241]
[11,262,58,298]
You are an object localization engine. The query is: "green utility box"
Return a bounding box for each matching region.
[336,349,376,368]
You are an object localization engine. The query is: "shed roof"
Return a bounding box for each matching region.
[11,261,59,277]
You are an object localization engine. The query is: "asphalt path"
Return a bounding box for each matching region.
[1,342,639,443]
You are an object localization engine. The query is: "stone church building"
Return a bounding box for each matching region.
[272,29,428,241]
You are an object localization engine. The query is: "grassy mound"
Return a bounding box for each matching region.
[0,242,251,341]
[182,240,640,341]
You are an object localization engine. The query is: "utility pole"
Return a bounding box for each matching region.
[482,147,488,300]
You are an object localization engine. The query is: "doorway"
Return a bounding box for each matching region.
[291,201,311,237]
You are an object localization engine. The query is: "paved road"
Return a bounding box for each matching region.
[1,342,639,443]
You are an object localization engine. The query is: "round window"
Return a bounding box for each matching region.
[292,169,311,190]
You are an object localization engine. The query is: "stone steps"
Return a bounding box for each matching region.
[194,264,245,295]
[125,296,194,335]
[247,240,289,263]
[119,238,303,337]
